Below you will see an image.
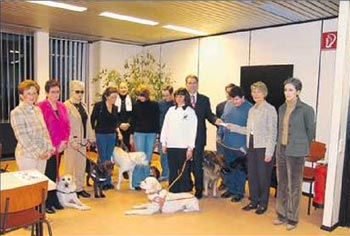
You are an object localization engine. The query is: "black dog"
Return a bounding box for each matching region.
[88,160,114,198]
[221,155,247,175]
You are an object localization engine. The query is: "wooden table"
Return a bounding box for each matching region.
[1,169,56,236]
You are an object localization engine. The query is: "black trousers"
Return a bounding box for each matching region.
[247,136,273,208]
[167,148,192,193]
[191,147,204,193]
[45,152,62,208]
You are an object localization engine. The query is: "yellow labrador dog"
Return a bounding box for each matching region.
[113,147,148,190]
[125,177,200,215]
[57,174,91,211]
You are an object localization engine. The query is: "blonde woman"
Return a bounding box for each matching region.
[10,80,53,173]
[243,81,277,215]
[64,80,94,198]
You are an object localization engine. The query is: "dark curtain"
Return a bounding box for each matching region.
[339,104,350,227]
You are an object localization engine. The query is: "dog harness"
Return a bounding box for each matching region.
[91,171,107,182]
[151,194,196,213]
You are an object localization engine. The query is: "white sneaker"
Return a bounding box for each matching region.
[272,218,285,225]
[286,224,296,231]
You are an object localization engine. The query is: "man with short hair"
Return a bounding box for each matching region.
[218,86,252,202]
[185,74,222,199]
[158,85,174,181]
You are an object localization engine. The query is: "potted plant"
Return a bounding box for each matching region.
[93,52,174,101]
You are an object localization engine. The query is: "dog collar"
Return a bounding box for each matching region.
[57,190,77,194]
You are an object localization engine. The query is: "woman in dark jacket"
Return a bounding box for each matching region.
[273,78,315,231]
[91,86,119,190]
[130,85,159,189]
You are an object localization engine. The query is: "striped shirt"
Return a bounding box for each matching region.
[10,102,53,160]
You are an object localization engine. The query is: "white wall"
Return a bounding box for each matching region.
[88,41,142,106]
[198,33,250,150]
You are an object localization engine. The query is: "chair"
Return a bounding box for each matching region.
[303,141,326,215]
[0,180,53,236]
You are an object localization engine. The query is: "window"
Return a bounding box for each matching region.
[0,32,34,122]
[49,38,88,102]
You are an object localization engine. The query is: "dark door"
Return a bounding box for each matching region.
[240,65,294,111]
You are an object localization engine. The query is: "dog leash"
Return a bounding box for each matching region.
[167,160,188,191]
[216,139,247,154]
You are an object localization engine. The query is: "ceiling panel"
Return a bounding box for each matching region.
[0,1,339,45]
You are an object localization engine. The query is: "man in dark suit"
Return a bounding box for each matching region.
[186,74,222,199]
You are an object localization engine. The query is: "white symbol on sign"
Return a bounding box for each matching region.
[325,33,337,48]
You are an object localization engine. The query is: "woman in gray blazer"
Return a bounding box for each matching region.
[273,78,315,231]
[242,81,277,215]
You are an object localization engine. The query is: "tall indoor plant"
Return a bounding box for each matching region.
[93,52,174,101]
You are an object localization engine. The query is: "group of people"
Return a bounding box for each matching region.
[10,75,315,231]
[11,79,95,214]
[216,78,315,231]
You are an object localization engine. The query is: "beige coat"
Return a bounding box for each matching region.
[64,99,94,191]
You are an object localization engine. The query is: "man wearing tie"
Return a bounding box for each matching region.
[186,74,222,199]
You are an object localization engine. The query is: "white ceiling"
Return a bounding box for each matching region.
[0,1,339,45]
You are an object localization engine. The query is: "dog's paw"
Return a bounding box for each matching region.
[80,205,91,211]
[101,193,106,198]
[95,195,100,198]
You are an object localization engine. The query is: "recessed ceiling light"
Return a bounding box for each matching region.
[99,12,159,26]
[162,25,206,36]
[27,1,87,12]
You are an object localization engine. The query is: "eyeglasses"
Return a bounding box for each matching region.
[74,90,84,94]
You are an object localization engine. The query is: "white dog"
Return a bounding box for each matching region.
[57,174,91,211]
[112,147,148,190]
[125,177,200,215]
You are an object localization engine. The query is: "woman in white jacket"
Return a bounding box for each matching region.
[160,88,197,193]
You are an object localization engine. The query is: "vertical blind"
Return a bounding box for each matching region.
[49,38,88,102]
[0,32,34,122]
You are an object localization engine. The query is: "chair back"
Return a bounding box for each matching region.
[0,181,48,213]
[306,141,326,162]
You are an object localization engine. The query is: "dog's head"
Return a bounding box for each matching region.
[101,160,114,176]
[57,174,77,193]
[203,150,224,175]
[140,177,162,194]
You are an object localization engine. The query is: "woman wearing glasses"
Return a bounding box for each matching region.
[64,80,94,198]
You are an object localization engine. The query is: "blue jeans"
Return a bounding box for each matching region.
[223,148,247,196]
[133,132,156,163]
[96,133,116,186]
[132,164,150,188]
[158,142,169,180]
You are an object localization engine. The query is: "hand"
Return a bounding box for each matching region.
[162,146,167,154]
[119,123,130,131]
[215,118,223,126]
[264,156,272,163]
[186,149,193,160]
[71,142,81,150]
[57,141,68,153]
[226,123,234,130]
[39,151,51,160]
